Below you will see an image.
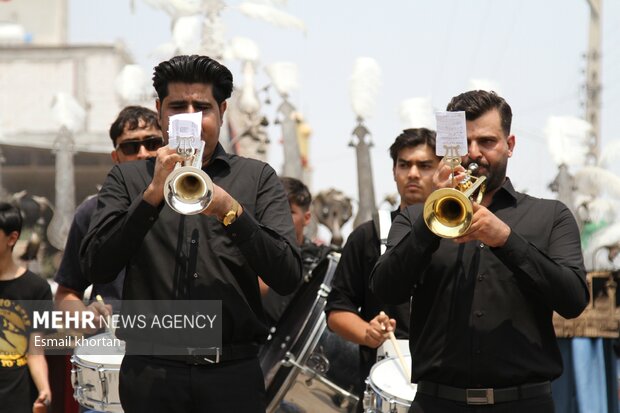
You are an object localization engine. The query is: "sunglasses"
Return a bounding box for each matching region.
[116,136,164,156]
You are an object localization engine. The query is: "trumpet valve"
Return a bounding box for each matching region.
[458,180,473,192]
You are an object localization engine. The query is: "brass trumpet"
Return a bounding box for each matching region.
[423,161,486,238]
[163,137,214,215]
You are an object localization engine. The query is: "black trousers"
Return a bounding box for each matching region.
[408,393,555,413]
[119,355,266,413]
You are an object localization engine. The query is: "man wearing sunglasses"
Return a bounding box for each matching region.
[54,106,162,335]
[113,132,164,160]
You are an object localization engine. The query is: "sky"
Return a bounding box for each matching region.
[68,0,620,236]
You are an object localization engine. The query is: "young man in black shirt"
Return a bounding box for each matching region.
[0,203,52,413]
[260,176,329,327]
[80,55,301,413]
[325,128,440,411]
[371,90,588,413]
[54,106,163,327]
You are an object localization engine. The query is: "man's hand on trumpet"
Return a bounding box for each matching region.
[432,159,467,191]
[144,145,184,207]
[454,202,511,248]
[201,185,243,221]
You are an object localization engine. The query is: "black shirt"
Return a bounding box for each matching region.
[370,178,588,388]
[261,237,332,327]
[0,270,52,413]
[54,196,124,311]
[80,143,302,346]
[325,214,410,384]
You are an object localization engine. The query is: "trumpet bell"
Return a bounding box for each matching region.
[423,188,474,239]
[164,166,214,215]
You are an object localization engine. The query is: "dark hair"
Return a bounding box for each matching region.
[280,177,312,211]
[109,106,160,146]
[152,55,233,104]
[0,202,22,236]
[446,90,512,136]
[389,128,438,167]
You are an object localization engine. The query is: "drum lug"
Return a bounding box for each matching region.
[389,399,398,413]
[71,361,94,404]
[98,365,109,406]
[74,383,95,404]
[282,351,296,368]
[317,283,331,298]
[363,379,376,412]
[70,366,79,389]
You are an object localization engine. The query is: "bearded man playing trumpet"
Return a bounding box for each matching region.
[370,90,589,413]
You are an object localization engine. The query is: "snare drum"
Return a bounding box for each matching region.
[365,355,416,413]
[70,332,125,413]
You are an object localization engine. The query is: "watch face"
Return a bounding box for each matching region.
[222,200,240,226]
[223,211,236,226]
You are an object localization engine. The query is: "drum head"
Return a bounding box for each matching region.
[74,332,125,366]
[260,256,332,386]
[260,253,360,410]
[369,355,416,404]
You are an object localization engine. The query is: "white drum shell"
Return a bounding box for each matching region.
[70,333,125,413]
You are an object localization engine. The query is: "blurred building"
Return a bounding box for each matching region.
[0,0,134,204]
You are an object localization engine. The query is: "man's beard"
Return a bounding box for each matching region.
[463,157,507,194]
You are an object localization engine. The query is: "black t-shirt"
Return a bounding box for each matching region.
[261,238,333,327]
[325,215,411,385]
[0,270,52,413]
[54,196,124,311]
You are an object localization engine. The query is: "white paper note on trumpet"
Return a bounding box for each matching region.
[168,112,202,149]
[435,111,467,156]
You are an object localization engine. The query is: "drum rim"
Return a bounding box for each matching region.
[71,353,124,368]
[368,355,415,406]
[75,395,123,411]
[72,331,125,364]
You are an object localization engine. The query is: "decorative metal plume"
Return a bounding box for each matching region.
[115,64,153,104]
[545,116,592,167]
[349,57,381,120]
[266,62,302,179]
[51,93,86,133]
[400,97,435,130]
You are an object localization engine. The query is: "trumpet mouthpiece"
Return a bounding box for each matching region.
[467,163,479,173]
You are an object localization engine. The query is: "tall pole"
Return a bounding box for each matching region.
[279,97,303,180]
[549,164,579,227]
[584,0,602,164]
[59,0,68,44]
[350,117,377,228]
[47,127,76,250]
[0,147,6,200]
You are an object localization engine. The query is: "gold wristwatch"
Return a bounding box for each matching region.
[221,199,240,226]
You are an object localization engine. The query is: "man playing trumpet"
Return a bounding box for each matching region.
[81,55,301,413]
[371,90,588,413]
